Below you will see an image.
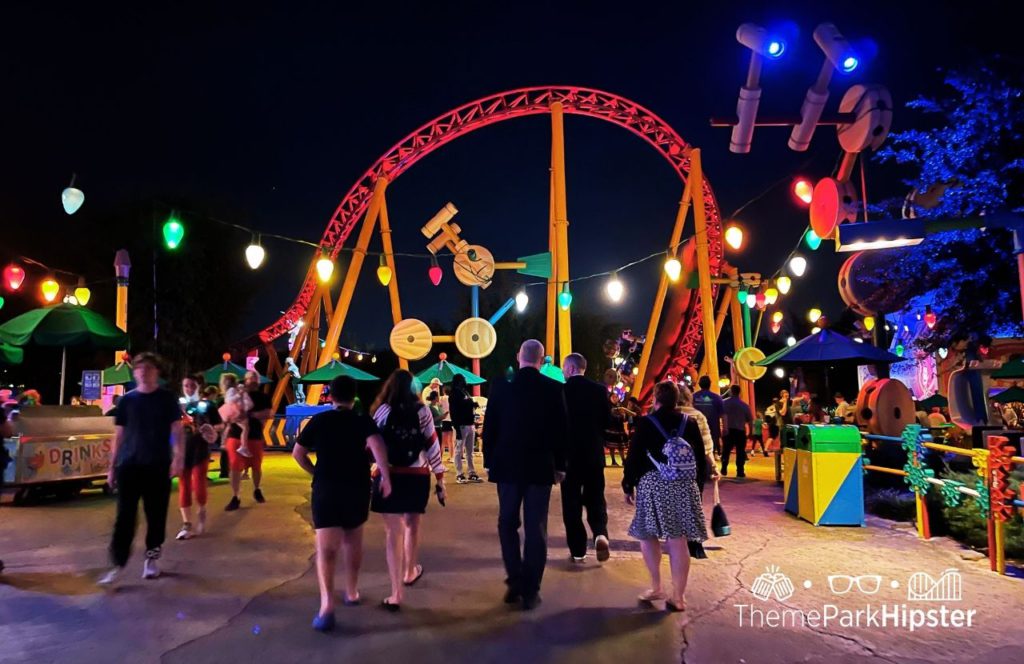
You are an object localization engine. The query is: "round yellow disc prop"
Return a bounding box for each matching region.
[734,346,767,381]
[455,317,497,359]
[390,318,433,361]
[453,244,495,288]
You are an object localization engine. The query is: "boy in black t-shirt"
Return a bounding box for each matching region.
[293,375,392,631]
[99,353,184,585]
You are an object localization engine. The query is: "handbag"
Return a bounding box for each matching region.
[711,478,731,537]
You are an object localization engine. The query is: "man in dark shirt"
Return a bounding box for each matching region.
[482,340,568,611]
[561,353,612,564]
[99,352,184,585]
[225,370,273,511]
[693,376,725,456]
[721,384,753,478]
[293,375,391,631]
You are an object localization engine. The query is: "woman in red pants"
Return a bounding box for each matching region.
[177,384,222,540]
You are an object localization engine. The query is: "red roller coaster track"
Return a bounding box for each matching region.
[251,86,723,380]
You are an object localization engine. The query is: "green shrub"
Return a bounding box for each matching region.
[865,487,917,522]
[937,469,1024,558]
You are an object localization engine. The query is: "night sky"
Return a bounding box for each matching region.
[4,1,1020,352]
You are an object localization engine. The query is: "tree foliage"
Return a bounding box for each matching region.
[868,62,1024,350]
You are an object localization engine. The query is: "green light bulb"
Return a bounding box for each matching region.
[163,218,185,250]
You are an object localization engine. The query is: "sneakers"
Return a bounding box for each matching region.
[97,566,123,586]
[176,523,193,540]
[143,548,161,579]
[456,474,468,485]
[571,555,586,565]
[196,509,207,535]
[225,496,241,511]
[467,473,482,483]
[521,594,542,611]
[236,444,253,459]
[595,535,611,562]
[253,489,266,504]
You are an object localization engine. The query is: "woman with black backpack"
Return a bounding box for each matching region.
[622,381,715,612]
[370,370,447,611]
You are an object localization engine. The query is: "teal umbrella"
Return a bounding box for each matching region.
[103,361,133,386]
[990,386,1024,404]
[992,355,1024,379]
[0,303,129,404]
[916,393,948,410]
[540,357,566,383]
[203,361,271,385]
[300,359,379,383]
[0,342,23,365]
[415,358,485,386]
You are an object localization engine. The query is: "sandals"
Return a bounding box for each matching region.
[342,594,361,607]
[403,564,424,586]
[381,598,401,612]
[637,589,667,603]
[665,599,686,612]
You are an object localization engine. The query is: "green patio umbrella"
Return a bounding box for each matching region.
[414,357,485,386]
[103,361,134,386]
[0,303,129,404]
[916,393,948,410]
[202,360,271,385]
[990,386,1024,404]
[300,359,379,383]
[540,357,566,383]
[992,355,1024,379]
[0,342,23,365]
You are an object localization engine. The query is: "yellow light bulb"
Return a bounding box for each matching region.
[776,276,792,294]
[664,255,682,282]
[41,278,60,303]
[808,308,822,324]
[772,311,783,324]
[863,316,875,331]
[74,282,91,306]
[316,256,334,282]
[764,287,779,305]
[724,225,744,250]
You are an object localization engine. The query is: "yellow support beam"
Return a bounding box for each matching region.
[378,192,407,370]
[633,178,694,395]
[306,176,389,404]
[545,154,557,356]
[551,101,572,363]
[690,149,720,390]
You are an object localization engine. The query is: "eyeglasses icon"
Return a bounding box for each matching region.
[827,575,882,595]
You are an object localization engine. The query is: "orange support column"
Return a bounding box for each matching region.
[690,149,720,389]
[378,193,407,370]
[550,101,572,363]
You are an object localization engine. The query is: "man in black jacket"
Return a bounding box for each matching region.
[483,339,568,610]
[561,353,612,564]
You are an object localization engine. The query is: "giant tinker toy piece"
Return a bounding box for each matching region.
[244,89,725,431]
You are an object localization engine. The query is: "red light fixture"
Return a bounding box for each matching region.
[428,255,443,286]
[770,320,782,334]
[755,292,767,309]
[924,306,937,330]
[4,263,26,291]
[792,178,814,206]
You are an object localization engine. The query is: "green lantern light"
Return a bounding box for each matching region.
[163,217,185,250]
[804,229,822,251]
[558,284,572,311]
[737,289,748,304]
[0,295,4,310]
[895,343,905,357]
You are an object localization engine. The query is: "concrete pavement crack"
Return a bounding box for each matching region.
[158,501,316,663]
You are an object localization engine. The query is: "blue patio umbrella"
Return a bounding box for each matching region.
[756,329,903,367]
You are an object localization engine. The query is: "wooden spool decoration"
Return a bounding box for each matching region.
[866,378,916,436]
[455,317,497,359]
[453,244,495,288]
[810,177,858,240]
[734,346,767,381]
[855,378,880,427]
[390,318,433,361]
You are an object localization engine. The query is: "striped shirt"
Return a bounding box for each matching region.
[372,404,445,477]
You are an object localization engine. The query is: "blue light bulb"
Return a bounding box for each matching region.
[767,40,785,58]
[842,56,859,73]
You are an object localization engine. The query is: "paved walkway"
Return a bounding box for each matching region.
[1,453,1022,663]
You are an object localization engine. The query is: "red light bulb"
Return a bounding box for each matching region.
[4,263,25,291]
[428,256,443,286]
[755,292,766,309]
[924,308,937,330]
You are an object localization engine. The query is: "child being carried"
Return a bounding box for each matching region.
[218,374,253,458]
